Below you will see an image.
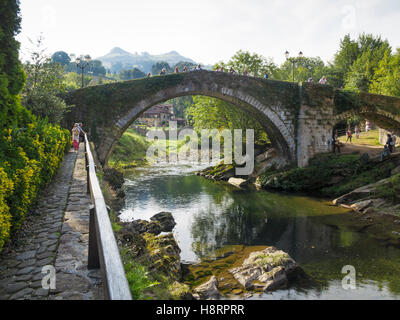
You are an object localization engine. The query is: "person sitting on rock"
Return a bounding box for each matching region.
[381,144,390,161]
[387,133,394,153]
[391,132,397,152]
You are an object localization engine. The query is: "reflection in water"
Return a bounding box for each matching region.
[119,163,400,299]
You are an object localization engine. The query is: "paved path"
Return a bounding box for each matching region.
[0,145,103,300]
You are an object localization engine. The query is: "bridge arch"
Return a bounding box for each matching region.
[65,71,300,166]
[333,90,400,135]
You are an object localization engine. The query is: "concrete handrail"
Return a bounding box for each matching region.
[84,134,132,300]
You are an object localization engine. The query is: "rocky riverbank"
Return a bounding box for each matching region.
[195,144,283,187]
[184,245,305,299]
[101,165,307,299]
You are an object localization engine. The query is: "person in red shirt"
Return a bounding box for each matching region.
[346,128,353,143]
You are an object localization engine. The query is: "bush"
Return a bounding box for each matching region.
[0,0,71,251]
[0,118,70,250]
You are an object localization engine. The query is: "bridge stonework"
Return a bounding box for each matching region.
[63,71,400,168]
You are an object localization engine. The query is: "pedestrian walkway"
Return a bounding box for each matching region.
[0,144,103,300]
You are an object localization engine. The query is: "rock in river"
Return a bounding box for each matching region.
[193,275,220,300]
[228,246,300,292]
[150,212,176,232]
[123,219,162,235]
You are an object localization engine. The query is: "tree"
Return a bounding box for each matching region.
[174,61,196,71]
[327,34,360,88]
[370,49,400,97]
[63,72,92,90]
[51,51,71,66]
[152,61,171,75]
[226,50,278,78]
[21,36,70,123]
[344,35,391,92]
[0,0,29,130]
[119,68,146,80]
[89,60,106,76]
[327,33,391,91]
[279,56,326,83]
[187,96,268,144]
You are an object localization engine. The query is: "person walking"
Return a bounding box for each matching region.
[307,77,313,83]
[147,72,152,77]
[71,123,80,153]
[229,67,236,74]
[160,68,167,75]
[346,128,352,143]
[319,76,327,84]
[263,71,269,79]
[183,66,187,72]
[174,66,179,73]
[365,120,370,132]
[243,68,248,76]
[355,125,360,139]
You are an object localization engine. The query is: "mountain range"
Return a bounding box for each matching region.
[96,47,197,74]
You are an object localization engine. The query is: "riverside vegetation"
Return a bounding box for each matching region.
[0,1,71,252]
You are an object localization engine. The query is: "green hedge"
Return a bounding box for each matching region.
[0,117,71,251]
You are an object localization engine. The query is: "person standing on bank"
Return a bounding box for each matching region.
[71,123,80,152]
[331,133,341,153]
[346,128,352,143]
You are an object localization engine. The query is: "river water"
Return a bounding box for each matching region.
[119,163,400,300]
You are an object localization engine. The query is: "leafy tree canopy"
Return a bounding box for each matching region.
[21,36,70,124]
[51,51,71,66]
[119,68,146,80]
[152,61,172,75]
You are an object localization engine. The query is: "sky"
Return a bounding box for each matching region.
[16,0,400,66]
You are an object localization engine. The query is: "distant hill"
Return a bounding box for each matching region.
[96,47,197,74]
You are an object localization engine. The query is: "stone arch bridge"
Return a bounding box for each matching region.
[63,70,400,168]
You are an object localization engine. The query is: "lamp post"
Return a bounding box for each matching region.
[285,51,303,82]
[75,55,92,88]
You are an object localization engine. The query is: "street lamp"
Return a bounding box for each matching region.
[75,55,92,88]
[285,51,303,82]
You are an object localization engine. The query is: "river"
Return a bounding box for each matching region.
[119,163,400,300]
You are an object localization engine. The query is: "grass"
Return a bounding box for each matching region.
[338,129,381,146]
[375,172,400,202]
[260,152,398,198]
[109,129,150,168]
[122,254,160,300]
